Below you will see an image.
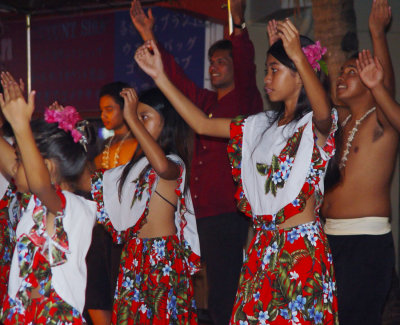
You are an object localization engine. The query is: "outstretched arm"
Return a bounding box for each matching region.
[357,49,400,131]
[120,87,180,180]
[369,0,394,94]
[130,0,155,42]
[230,0,246,36]
[277,20,331,136]
[135,41,231,138]
[0,76,62,214]
[0,73,23,181]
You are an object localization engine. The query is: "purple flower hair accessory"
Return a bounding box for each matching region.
[44,106,83,143]
[302,41,328,74]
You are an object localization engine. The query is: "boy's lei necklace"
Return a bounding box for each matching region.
[339,106,376,169]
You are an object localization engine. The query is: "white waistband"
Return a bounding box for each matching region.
[324,217,391,235]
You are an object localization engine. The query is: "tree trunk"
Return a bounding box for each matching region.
[311,0,358,105]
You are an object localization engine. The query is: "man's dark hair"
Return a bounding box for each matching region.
[208,40,233,59]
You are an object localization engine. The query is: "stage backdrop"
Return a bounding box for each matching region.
[0,7,205,116]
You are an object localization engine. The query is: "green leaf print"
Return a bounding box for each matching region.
[303,276,324,311]
[256,163,269,175]
[116,303,130,325]
[247,315,259,325]
[279,250,293,266]
[266,305,279,321]
[291,249,311,268]
[271,290,286,307]
[153,283,168,314]
[271,155,280,171]
[276,265,291,299]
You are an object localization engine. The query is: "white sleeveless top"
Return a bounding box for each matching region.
[8,191,97,313]
[241,111,316,216]
[101,154,200,257]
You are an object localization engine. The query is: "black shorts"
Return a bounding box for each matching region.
[327,232,395,325]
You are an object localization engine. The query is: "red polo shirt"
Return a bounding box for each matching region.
[160,29,263,219]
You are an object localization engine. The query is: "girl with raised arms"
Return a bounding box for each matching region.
[135,19,339,324]
[87,87,200,324]
[0,72,97,324]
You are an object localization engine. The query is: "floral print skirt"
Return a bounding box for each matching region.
[0,218,12,305]
[230,220,339,325]
[112,234,197,325]
[1,290,85,324]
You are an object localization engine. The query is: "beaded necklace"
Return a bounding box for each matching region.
[339,106,376,169]
[101,131,131,169]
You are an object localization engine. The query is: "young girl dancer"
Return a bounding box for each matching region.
[88,87,200,324]
[135,19,339,324]
[0,72,97,324]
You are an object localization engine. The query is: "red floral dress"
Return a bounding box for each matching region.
[0,184,30,307]
[228,111,339,325]
[1,190,96,324]
[91,157,200,325]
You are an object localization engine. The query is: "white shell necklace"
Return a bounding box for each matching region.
[339,106,376,169]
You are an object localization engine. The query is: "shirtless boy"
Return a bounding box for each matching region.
[322,1,398,324]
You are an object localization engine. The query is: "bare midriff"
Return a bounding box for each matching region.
[277,196,316,230]
[138,178,178,238]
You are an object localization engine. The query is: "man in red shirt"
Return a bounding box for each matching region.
[130,1,263,323]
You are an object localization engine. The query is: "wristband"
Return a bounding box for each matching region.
[233,21,246,29]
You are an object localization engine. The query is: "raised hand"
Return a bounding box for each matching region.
[1,71,25,94]
[130,0,155,41]
[369,0,391,36]
[48,100,64,112]
[356,49,384,90]
[267,20,279,46]
[276,19,302,63]
[120,88,139,124]
[135,40,164,80]
[0,72,35,129]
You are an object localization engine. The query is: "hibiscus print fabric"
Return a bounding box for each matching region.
[227,112,339,325]
[0,191,85,324]
[91,166,199,325]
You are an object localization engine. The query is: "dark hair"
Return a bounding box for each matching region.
[266,36,329,124]
[324,125,343,192]
[208,39,233,59]
[30,120,87,187]
[118,88,192,199]
[99,81,130,110]
[350,52,359,60]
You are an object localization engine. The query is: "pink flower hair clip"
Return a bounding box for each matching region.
[44,106,85,144]
[302,41,328,75]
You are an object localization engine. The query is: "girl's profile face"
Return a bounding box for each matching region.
[137,102,164,140]
[264,54,302,103]
[99,95,125,131]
